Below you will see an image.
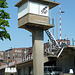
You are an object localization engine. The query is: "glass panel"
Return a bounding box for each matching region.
[29,2,38,14]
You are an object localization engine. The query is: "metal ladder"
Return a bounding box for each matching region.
[45,29,61,55]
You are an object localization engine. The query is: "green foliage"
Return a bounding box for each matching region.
[0,0,8,8]
[0,0,11,40]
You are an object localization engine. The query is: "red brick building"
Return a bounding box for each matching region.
[4,48,25,62]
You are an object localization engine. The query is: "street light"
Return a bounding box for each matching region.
[25,34,32,50]
[23,34,32,61]
[49,17,54,35]
[61,11,65,13]
[56,11,65,40]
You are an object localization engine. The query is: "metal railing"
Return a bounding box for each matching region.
[65,38,75,46]
[45,30,60,56]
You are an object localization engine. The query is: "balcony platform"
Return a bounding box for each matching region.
[18,14,54,31]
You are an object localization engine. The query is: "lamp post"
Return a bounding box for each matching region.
[59,4,65,45]
[25,34,32,49]
[50,17,54,35]
[24,35,32,61]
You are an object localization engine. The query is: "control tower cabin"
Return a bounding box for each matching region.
[15,0,59,31]
[15,0,59,75]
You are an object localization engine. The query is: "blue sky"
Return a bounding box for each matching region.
[0,0,75,51]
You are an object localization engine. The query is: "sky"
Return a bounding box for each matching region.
[0,0,75,51]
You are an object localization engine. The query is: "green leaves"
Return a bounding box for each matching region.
[0,31,11,40]
[0,19,10,27]
[0,10,10,19]
[0,0,11,41]
[0,0,8,8]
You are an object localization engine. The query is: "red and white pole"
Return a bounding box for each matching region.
[65,34,67,44]
[60,4,61,45]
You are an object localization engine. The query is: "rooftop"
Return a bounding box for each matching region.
[15,0,59,9]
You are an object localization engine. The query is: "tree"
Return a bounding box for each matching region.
[0,0,11,40]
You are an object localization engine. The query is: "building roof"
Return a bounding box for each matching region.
[15,0,59,9]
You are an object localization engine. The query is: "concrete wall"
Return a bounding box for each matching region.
[56,53,75,74]
[18,63,33,75]
[0,69,5,75]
